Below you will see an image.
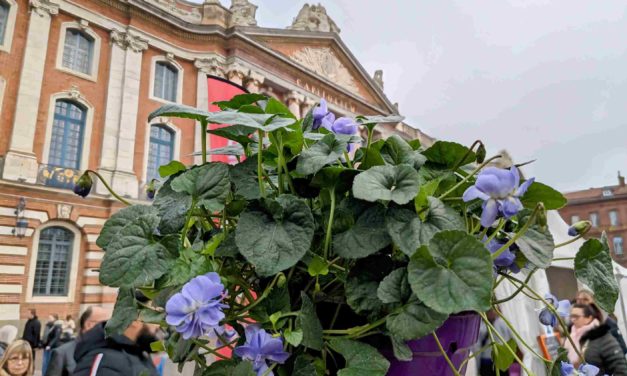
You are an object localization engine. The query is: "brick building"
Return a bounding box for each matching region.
[558,172,627,267]
[0,0,430,326]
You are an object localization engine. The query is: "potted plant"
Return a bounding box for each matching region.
[74,94,616,376]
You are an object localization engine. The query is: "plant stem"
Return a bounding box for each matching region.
[323,188,336,260]
[366,127,374,151]
[437,155,502,201]
[492,204,541,260]
[480,313,533,376]
[343,151,354,169]
[180,198,197,250]
[86,170,131,206]
[552,257,575,261]
[494,268,538,304]
[451,140,481,171]
[279,155,296,194]
[484,219,506,244]
[432,332,461,376]
[493,307,549,362]
[201,119,208,164]
[257,130,266,198]
[193,340,229,360]
[555,234,585,248]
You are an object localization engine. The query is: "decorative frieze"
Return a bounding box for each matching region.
[194,57,226,78]
[110,29,148,52]
[30,0,59,17]
[291,47,358,93]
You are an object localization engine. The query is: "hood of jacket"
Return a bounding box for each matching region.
[74,321,145,363]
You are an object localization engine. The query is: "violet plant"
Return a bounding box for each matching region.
[75,93,616,375]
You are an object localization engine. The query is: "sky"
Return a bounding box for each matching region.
[193,0,627,192]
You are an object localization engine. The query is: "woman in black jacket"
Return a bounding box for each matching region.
[569,304,627,376]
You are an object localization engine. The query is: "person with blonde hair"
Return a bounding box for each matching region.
[0,340,34,376]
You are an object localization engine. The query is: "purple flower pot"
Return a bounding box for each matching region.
[383,312,481,376]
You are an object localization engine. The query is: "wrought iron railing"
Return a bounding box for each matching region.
[36,164,81,190]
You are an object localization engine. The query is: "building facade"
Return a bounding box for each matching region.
[558,173,627,266]
[0,0,429,325]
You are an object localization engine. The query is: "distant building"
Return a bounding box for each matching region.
[0,0,430,326]
[558,172,627,266]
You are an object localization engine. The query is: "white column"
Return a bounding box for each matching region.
[3,0,59,183]
[286,91,304,118]
[194,58,225,165]
[96,30,148,198]
[244,71,264,94]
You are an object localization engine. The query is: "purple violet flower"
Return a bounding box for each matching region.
[560,361,600,376]
[328,117,358,135]
[462,166,535,227]
[539,293,570,327]
[233,325,290,376]
[312,99,335,130]
[165,272,228,340]
[568,220,592,237]
[486,238,520,273]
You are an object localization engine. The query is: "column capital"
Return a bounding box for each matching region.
[227,64,247,80]
[194,57,226,77]
[285,90,305,104]
[30,0,59,17]
[110,29,148,52]
[246,71,265,86]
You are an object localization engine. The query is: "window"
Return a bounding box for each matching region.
[614,237,623,256]
[49,100,86,169]
[0,1,8,45]
[590,212,599,227]
[610,210,619,226]
[33,227,74,296]
[147,125,174,182]
[571,215,580,225]
[154,62,178,102]
[62,29,94,75]
[603,189,613,197]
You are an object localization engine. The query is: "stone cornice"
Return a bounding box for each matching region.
[30,0,60,17]
[110,29,149,52]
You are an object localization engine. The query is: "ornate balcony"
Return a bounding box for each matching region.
[37,164,81,190]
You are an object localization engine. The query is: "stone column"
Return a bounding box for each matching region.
[300,97,316,117]
[194,58,225,164]
[3,0,59,183]
[96,29,148,198]
[244,71,264,94]
[285,91,304,118]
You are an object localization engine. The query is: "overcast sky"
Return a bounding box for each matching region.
[196,1,627,192]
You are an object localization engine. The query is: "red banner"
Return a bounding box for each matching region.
[206,77,248,163]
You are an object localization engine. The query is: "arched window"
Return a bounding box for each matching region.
[49,100,86,169]
[33,227,74,296]
[154,62,178,102]
[147,125,174,181]
[62,29,94,75]
[0,1,8,45]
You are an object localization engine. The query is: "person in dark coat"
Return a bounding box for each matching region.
[45,306,109,376]
[576,289,627,354]
[72,320,161,376]
[42,315,63,374]
[21,309,41,362]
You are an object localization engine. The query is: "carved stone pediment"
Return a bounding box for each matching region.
[290,47,357,92]
[147,0,202,23]
[230,0,258,27]
[289,4,340,33]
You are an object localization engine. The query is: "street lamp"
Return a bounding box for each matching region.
[11,197,27,238]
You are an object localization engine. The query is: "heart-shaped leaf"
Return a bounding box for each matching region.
[328,338,390,376]
[407,230,493,314]
[296,293,323,351]
[352,165,420,205]
[148,103,211,122]
[423,141,476,168]
[97,205,156,249]
[171,163,230,211]
[386,298,449,341]
[515,225,555,268]
[333,205,391,259]
[575,238,619,313]
[521,181,567,210]
[296,134,347,175]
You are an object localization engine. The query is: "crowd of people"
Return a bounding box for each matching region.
[477,289,627,376]
[0,299,164,376]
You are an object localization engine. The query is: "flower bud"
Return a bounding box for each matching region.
[537,203,547,230]
[146,179,157,200]
[568,220,592,237]
[475,143,486,164]
[276,273,286,288]
[73,172,93,198]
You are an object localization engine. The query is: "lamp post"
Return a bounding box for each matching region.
[11,197,27,238]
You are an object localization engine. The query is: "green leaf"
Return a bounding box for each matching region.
[196,144,245,156]
[380,135,426,169]
[230,157,261,200]
[515,225,555,268]
[521,181,567,210]
[333,205,391,259]
[493,339,518,371]
[214,93,267,110]
[423,141,476,168]
[386,298,448,341]
[389,335,413,361]
[377,268,411,304]
[206,111,294,132]
[97,205,156,249]
[207,125,256,146]
[407,230,493,314]
[575,238,619,312]
[356,115,405,132]
[284,329,303,347]
[203,360,256,376]
[215,233,240,258]
[139,309,166,324]
[303,132,363,145]
[150,340,166,352]
[148,103,211,122]
[153,179,192,234]
[292,356,318,376]
[386,197,465,256]
[100,212,174,287]
[296,134,347,175]
[235,195,315,277]
[265,97,296,119]
[296,293,323,351]
[159,160,186,178]
[308,255,329,277]
[171,163,230,211]
[311,167,360,193]
[328,338,390,376]
[414,179,441,214]
[251,284,291,322]
[352,165,420,205]
[345,255,394,315]
[105,287,137,336]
